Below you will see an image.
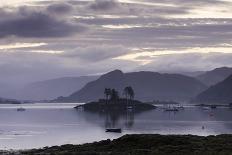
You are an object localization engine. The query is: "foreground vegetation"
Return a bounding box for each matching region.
[5,134,232,155]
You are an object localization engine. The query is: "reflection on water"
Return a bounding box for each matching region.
[100,109,135,129]
[1,103,232,149]
[82,106,139,129]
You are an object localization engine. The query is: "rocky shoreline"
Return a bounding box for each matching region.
[3,134,232,155]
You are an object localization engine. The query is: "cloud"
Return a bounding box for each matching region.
[0,42,46,50]
[88,0,120,11]
[46,2,74,15]
[136,53,232,72]
[0,0,232,87]
[0,6,87,38]
[0,48,136,86]
[62,45,129,62]
[82,18,232,49]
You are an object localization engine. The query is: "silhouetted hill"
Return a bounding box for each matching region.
[55,70,206,102]
[193,74,232,104]
[179,71,205,77]
[196,67,232,86]
[10,76,98,100]
[0,97,21,104]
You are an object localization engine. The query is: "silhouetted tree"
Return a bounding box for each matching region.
[127,86,134,100]
[124,86,135,106]
[123,87,130,106]
[104,88,111,104]
[110,89,119,103]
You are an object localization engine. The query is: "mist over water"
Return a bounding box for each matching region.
[1,103,232,150]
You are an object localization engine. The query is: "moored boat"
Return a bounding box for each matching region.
[17,107,26,111]
[105,128,122,133]
[210,105,217,109]
[164,107,179,112]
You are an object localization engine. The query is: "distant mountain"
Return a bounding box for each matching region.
[55,70,207,102]
[10,76,98,100]
[196,67,232,86]
[193,74,232,104]
[179,71,206,77]
[0,97,21,104]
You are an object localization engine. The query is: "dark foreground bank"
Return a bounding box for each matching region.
[3,134,232,155]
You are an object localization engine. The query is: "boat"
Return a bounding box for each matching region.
[105,128,122,133]
[176,105,184,110]
[17,107,26,111]
[202,107,211,111]
[210,105,217,109]
[164,107,179,112]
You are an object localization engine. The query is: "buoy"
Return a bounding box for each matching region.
[209,113,214,117]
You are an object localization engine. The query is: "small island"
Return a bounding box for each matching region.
[0,98,21,104]
[75,86,156,113]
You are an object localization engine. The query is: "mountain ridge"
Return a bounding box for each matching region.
[196,67,232,86]
[193,74,232,104]
[7,75,99,100]
[55,70,207,102]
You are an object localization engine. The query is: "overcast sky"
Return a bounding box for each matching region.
[0,0,232,84]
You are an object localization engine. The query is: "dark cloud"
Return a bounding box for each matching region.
[88,0,119,11]
[46,2,74,14]
[0,6,86,38]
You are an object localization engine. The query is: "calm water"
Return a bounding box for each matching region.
[1,103,232,150]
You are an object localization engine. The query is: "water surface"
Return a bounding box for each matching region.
[0,103,232,150]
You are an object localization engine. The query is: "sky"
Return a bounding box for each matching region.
[0,0,232,84]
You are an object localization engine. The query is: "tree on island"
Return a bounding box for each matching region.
[123,87,130,106]
[104,88,111,104]
[110,89,119,102]
[127,86,135,100]
[103,88,120,104]
[103,87,134,105]
[123,86,135,105]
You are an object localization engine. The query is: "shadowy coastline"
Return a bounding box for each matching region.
[6,134,232,155]
[75,98,156,112]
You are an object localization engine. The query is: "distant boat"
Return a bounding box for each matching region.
[176,105,184,110]
[209,112,214,117]
[202,107,211,111]
[210,105,217,109]
[105,128,122,133]
[127,106,133,111]
[164,107,179,112]
[17,107,26,112]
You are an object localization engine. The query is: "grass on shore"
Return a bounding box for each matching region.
[8,134,232,155]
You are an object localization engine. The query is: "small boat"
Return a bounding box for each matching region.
[176,105,184,110]
[105,128,122,133]
[210,105,217,109]
[164,107,179,112]
[209,112,214,117]
[17,107,26,111]
[202,107,211,111]
[127,106,133,111]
